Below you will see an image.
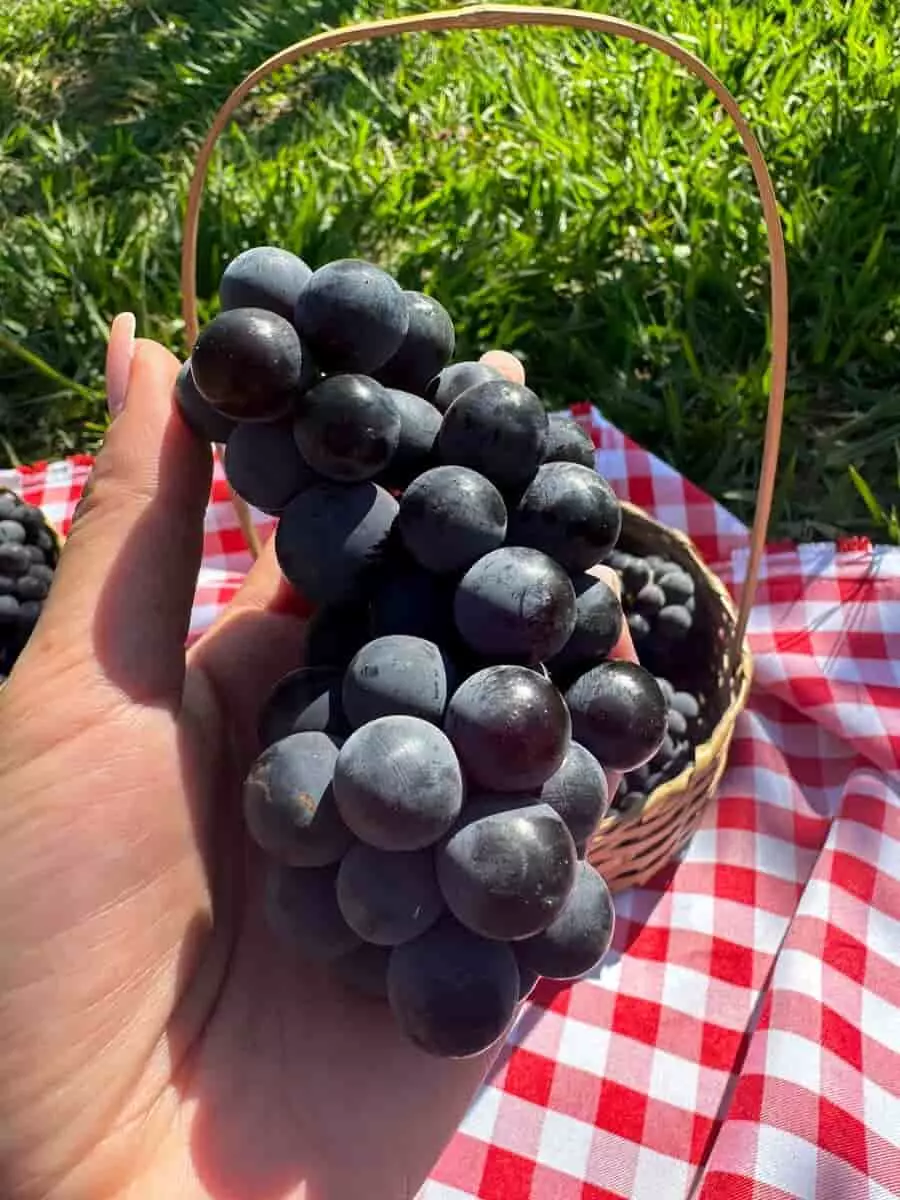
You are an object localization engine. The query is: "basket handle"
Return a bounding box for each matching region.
[181,3,788,652]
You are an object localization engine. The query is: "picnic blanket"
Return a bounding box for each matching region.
[4,407,900,1200]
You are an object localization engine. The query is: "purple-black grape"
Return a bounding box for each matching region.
[191,307,307,422]
[515,862,615,980]
[334,715,463,851]
[225,418,318,514]
[294,374,401,483]
[243,731,352,867]
[305,600,371,670]
[0,520,25,544]
[276,481,398,606]
[548,573,623,675]
[627,613,650,643]
[368,566,454,643]
[375,291,455,394]
[219,245,313,321]
[646,554,669,575]
[538,741,609,853]
[294,259,408,374]
[14,573,50,602]
[265,862,361,962]
[0,495,17,521]
[671,690,700,720]
[398,466,506,574]
[0,543,30,577]
[258,666,349,747]
[35,528,56,562]
[656,676,675,703]
[174,360,238,444]
[377,388,442,489]
[343,635,453,727]
[543,413,595,469]
[566,661,668,771]
[621,555,653,596]
[0,595,20,621]
[436,800,576,940]
[387,916,519,1058]
[657,605,693,641]
[509,462,621,573]
[666,708,688,739]
[0,575,13,596]
[445,665,570,792]
[331,942,390,1000]
[658,569,694,604]
[425,361,502,414]
[438,378,548,493]
[453,546,576,665]
[24,545,44,565]
[635,582,665,616]
[337,843,444,946]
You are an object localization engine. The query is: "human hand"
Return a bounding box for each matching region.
[0,324,634,1200]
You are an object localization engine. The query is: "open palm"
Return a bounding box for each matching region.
[0,336,628,1200]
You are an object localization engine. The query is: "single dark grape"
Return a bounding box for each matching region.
[437,800,576,941]
[658,569,695,604]
[425,361,501,413]
[304,600,371,670]
[438,378,548,492]
[265,862,361,962]
[566,661,668,771]
[337,844,444,946]
[657,605,693,641]
[0,495,17,521]
[191,307,307,422]
[509,462,621,573]
[294,259,408,374]
[294,374,401,483]
[667,708,688,739]
[635,583,666,616]
[225,419,318,514]
[276,482,398,606]
[627,613,650,643]
[14,573,50,602]
[219,245,312,321]
[368,567,454,644]
[0,595,20,621]
[671,690,700,720]
[377,389,442,489]
[334,715,463,851]
[543,413,595,469]
[453,546,576,665]
[375,291,455,394]
[0,520,25,544]
[646,554,669,575]
[445,665,571,792]
[621,555,653,596]
[258,666,349,747]
[656,676,675,703]
[0,543,31,577]
[331,943,390,1000]
[176,357,238,444]
[0,576,13,596]
[243,731,352,867]
[548,573,623,675]
[398,466,506,574]
[24,545,44,565]
[538,741,609,852]
[343,635,453,728]
[387,916,519,1058]
[515,862,615,980]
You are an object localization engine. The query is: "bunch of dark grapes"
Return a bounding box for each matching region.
[182,246,672,1059]
[0,491,59,683]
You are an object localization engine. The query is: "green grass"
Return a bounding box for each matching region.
[1,0,899,541]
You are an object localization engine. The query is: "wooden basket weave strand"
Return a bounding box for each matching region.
[179,4,789,891]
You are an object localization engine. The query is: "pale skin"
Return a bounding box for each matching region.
[0,324,634,1200]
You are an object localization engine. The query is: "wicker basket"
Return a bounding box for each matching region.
[178,5,788,893]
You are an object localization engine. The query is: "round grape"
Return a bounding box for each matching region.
[509,462,621,572]
[543,413,595,469]
[667,708,688,739]
[258,666,349,747]
[225,419,318,514]
[14,573,50,602]
[425,361,501,413]
[377,388,442,489]
[243,731,352,867]
[635,583,665,616]
[657,605,693,641]
[0,543,31,577]
[219,245,312,321]
[538,741,609,853]
[0,520,25,544]
[343,635,453,728]
[294,374,401,483]
[658,570,695,604]
[627,613,650,644]
[276,482,398,606]
[376,291,455,394]
[671,690,700,720]
[445,665,571,792]
[265,862,361,962]
[334,715,463,851]
[0,576,14,596]
[174,359,239,444]
[620,555,653,596]
[438,378,548,492]
[515,862,615,980]
[191,307,307,422]
[0,595,20,621]
[398,466,506,574]
[547,572,623,675]
[387,917,519,1058]
[453,546,576,665]
[566,661,668,771]
[294,259,408,374]
[337,844,444,946]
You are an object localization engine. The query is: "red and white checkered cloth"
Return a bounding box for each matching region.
[4,407,900,1200]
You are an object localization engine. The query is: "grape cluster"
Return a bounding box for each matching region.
[183,246,672,1058]
[0,491,59,682]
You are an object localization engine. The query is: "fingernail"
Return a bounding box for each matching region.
[106,313,136,419]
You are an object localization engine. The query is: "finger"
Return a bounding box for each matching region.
[28,331,213,705]
[479,349,525,384]
[186,536,312,746]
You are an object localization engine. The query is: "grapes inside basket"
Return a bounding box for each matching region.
[0,490,60,683]
[174,246,726,1059]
